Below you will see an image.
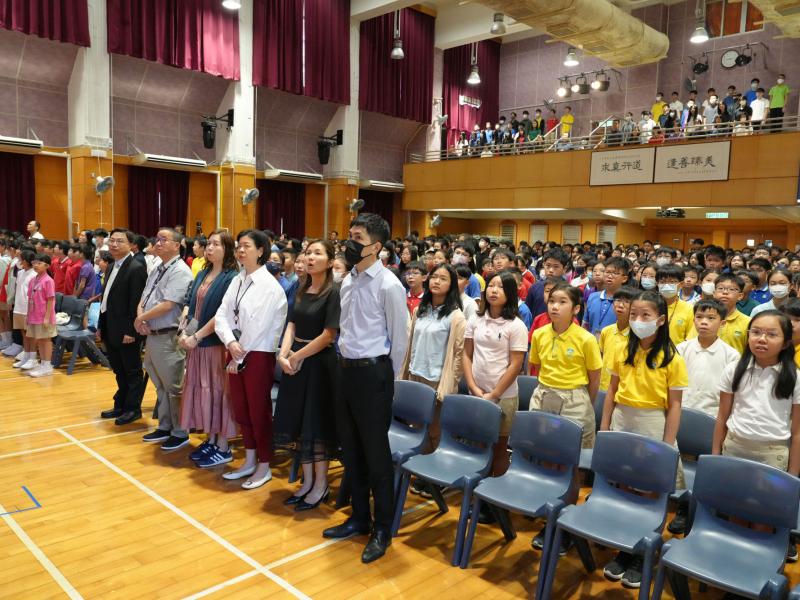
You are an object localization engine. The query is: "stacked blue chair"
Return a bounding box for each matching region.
[651,455,800,600]
[52,295,110,374]
[790,584,800,599]
[459,411,582,599]
[388,380,437,495]
[391,394,502,566]
[516,375,538,412]
[541,431,679,600]
[670,408,716,503]
[577,390,606,471]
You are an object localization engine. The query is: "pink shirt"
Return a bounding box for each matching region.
[27,273,56,325]
[465,313,529,399]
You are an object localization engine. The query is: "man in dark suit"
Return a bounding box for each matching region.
[99,228,148,425]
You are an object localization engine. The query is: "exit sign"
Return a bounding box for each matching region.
[705,212,729,219]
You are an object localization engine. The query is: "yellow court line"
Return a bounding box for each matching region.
[0,503,83,599]
[56,428,311,600]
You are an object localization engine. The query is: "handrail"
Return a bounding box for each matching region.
[407,115,800,164]
[544,122,563,152]
[591,115,616,149]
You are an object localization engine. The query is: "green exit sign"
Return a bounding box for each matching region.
[705,212,729,219]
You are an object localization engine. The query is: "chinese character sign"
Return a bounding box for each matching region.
[590,147,655,186]
[654,141,730,183]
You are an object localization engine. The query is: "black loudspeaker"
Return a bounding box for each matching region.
[318,141,331,165]
[202,119,217,149]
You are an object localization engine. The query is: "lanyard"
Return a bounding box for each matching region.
[233,278,254,325]
[142,257,177,308]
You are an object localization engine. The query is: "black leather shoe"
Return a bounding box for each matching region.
[101,408,123,419]
[322,519,372,539]
[115,411,142,426]
[361,530,391,563]
[283,492,308,506]
[295,487,330,512]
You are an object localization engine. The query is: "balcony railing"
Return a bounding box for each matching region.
[407,115,800,164]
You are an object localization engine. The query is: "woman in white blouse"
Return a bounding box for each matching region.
[215,230,288,490]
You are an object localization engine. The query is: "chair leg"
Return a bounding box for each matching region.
[540,525,565,599]
[392,466,401,500]
[391,471,412,536]
[536,509,559,600]
[494,506,516,542]
[666,568,692,600]
[651,561,667,600]
[429,483,449,514]
[288,452,300,483]
[459,495,482,569]
[638,542,657,600]
[573,536,595,572]
[67,340,79,375]
[452,486,474,567]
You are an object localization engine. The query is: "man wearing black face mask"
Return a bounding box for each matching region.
[323,212,408,564]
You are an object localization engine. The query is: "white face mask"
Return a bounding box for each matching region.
[641,277,657,290]
[778,79,785,84]
[659,283,678,298]
[333,271,344,283]
[452,253,468,265]
[379,250,389,261]
[770,284,790,299]
[701,281,716,295]
[630,319,659,339]
[656,257,671,267]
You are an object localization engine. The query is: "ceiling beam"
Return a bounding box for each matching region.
[434,3,533,49]
[350,0,417,21]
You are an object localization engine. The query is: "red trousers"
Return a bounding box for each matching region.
[228,351,275,463]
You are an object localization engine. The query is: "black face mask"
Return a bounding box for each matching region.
[266,261,282,276]
[344,239,374,266]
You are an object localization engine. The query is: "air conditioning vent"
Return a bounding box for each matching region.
[0,135,43,154]
[132,153,207,171]
[263,168,323,183]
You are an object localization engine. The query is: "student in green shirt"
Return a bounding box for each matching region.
[768,74,790,131]
[735,270,760,316]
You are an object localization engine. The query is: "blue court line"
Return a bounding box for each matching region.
[0,486,41,516]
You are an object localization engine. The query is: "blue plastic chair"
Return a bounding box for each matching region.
[517,375,538,412]
[577,390,606,471]
[541,431,679,600]
[391,394,502,566]
[790,584,800,600]
[52,296,110,375]
[459,411,582,599]
[670,408,716,502]
[651,455,800,600]
[389,380,437,493]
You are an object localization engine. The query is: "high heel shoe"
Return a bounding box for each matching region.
[295,487,330,512]
[283,491,309,506]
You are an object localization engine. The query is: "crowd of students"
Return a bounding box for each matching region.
[3,217,800,581]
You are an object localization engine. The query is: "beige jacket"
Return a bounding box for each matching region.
[400,307,466,400]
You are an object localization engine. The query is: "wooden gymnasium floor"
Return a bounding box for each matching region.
[1,356,798,600]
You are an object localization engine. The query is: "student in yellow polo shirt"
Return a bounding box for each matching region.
[712,273,751,354]
[598,286,636,391]
[529,282,602,449]
[657,264,695,344]
[560,106,575,135]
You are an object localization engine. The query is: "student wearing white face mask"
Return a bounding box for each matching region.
[656,264,695,345]
[751,268,793,317]
[639,263,657,291]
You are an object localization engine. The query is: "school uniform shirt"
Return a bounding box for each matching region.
[795,345,800,370]
[612,348,688,410]
[529,322,602,389]
[676,337,740,416]
[465,314,529,399]
[464,274,482,299]
[460,293,478,323]
[667,299,695,345]
[560,113,574,134]
[51,256,71,294]
[64,260,82,295]
[737,296,760,316]
[598,323,630,391]
[583,290,616,335]
[678,289,700,305]
[408,307,452,382]
[750,299,779,318]
[26,273,56,325]
[13,268,36,315]
[406,289,424,316]
[718,309,750,355]
[750,284,772,306]
[518,301,533,330]
[720,359,800,441]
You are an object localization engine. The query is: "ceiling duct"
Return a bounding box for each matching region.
[747,0,800,37]
[477,0,669,67]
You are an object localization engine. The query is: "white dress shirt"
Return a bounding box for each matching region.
[720,359,800,441]
[215,265,287,362]
[100,253,132,313]
[676,337,740,416]
[339,259,408,376]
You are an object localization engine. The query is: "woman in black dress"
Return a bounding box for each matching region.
[274,240,340,511]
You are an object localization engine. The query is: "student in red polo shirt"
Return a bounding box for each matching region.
[51,241,72,294]
[63,244,82,295]
[404,261,427,316]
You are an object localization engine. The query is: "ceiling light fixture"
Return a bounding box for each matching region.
[690,0,709,43]
[221,0,241,9]
[563,47,579,67]
[391,10,404,59]
[467,42,480,85]
[490,13,506,35]
[591,70,610,91]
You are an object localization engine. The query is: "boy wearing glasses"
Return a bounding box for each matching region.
[711,274,751,354]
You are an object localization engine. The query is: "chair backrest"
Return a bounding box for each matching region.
[439,394,502,451]
[393,380,437,427]
[54,292,63,314]
[676,408,716,458]
[693,455,800,531]
[593,390,606,431]
[592,431,679,495]
[517,375,538,412]
[59,296,88,331]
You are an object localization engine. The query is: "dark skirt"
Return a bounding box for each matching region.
[273,342,338,463]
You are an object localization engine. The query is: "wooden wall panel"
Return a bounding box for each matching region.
[34,155,69,239]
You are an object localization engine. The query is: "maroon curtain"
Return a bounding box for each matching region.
[0,0,90,46]
[127,167,190,236]
[252,0,349,104]
[443,40,500,146]
[359,189,393,230]
[304,0,349,104]
[0,152,34,234]
[256,180,306,238]
[107,0,240,80]
[359,8,434,123]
